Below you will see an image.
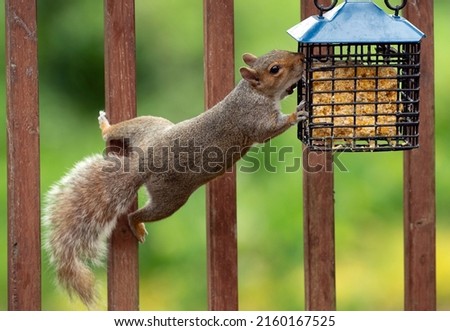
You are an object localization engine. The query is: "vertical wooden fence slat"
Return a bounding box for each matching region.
[302,150,336,310]
[203,0,238,311]
[6,0,41,311]
[301,1,336,311]
[104,0,139,311]
[403,1,436,311]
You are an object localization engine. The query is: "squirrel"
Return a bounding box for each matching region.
[43,49,306,308]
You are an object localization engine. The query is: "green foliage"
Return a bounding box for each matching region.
[1,0,449,310]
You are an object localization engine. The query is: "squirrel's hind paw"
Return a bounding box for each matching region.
[98,111,110,135]
[130,222,148,244]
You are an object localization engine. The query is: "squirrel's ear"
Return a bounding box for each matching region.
[240,67,260,86]
[242,53,258,66]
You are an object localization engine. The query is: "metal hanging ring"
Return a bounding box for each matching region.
[384,0,407,17]
[314,0,338,17]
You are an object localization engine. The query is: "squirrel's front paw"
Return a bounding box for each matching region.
[296,110,308,122]
[295,101,308,122]
[296,100,306,112]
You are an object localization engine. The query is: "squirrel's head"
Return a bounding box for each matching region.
[239,50,304,100]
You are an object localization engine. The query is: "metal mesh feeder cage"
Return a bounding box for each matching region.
[288,0,425,152]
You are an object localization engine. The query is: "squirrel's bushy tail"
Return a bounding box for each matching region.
[43,154,139,307]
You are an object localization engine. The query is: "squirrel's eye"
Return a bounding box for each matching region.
[269,65,280,74]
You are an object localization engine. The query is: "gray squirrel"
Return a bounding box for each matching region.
[43,49,306,308]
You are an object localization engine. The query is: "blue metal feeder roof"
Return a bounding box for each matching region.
[288,0,425,44]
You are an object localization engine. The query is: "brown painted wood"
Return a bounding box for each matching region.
[104,0,139,311]
[301,0,336,311]
[302,149,336,310]
[203,0,238,311]
[403,0,436,311]
[6,0,41,311]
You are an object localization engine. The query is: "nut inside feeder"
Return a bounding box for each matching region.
[288,0,425,152]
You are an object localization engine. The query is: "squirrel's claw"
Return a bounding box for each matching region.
[296,110,308,122]
[98,110,108,124]
[130,222,148,244]
[98,111,110,128]
[296,101,308,122]
[296,100,306,112]
[98,111,111,139]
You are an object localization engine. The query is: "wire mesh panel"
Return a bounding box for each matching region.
[298,42,420,152]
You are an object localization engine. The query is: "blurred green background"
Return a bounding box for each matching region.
[0,0,449,310]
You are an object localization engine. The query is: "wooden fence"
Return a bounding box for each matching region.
[5,0,435,310]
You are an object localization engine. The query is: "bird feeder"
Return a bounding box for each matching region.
[288,0,425,152]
